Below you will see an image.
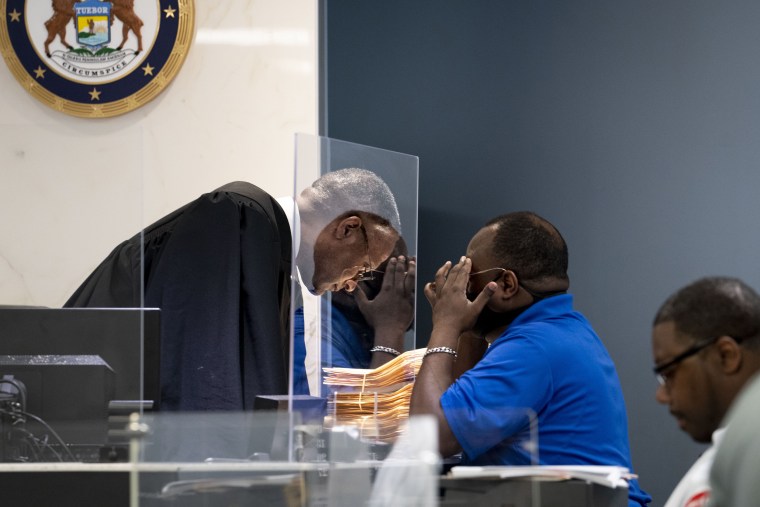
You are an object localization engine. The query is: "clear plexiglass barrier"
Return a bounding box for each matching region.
[289,132,419,410]
[121,412,439,507]
[437,406,630,507]
[0,129,629,507]
[119,407,546,506]
[0,125,155,465]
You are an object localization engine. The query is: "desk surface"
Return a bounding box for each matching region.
[0,462,629,507]
[0,461,319,472]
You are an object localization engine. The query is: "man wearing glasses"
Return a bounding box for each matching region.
[285,168,416,394]
[651,276,760,507]
[294,168,403,296]
[66,168,408,412]
[410,211,651,507]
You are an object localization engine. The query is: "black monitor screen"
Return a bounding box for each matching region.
[0,307,160,405]
[0,308,160,462]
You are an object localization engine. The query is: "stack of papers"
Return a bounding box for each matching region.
[447,465,636,489]
[323,348,425,443]
[323,348,425,392]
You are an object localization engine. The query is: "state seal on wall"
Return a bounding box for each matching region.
[0,0,194,118]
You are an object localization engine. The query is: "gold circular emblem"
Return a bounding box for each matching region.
[1,0,194,118]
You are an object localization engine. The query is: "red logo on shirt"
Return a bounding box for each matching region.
[684,490,710,507]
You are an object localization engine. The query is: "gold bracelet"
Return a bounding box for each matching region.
[424,346,458,359]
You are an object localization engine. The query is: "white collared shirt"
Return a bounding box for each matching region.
[663,428,725,507]
[274,195,300,257]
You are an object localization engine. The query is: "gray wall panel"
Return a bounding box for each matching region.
[326,1,760,504]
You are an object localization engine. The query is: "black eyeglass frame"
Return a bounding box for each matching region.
[350,224,384,283]
[652,336,719,387]
[652,334,757,386]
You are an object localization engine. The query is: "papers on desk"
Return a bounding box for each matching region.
[323,348,425,443]
[323,348,425,391]
[159,474,301,496]
[447,465,635,489]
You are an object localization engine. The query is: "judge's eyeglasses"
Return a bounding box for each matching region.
[350,224,384,284]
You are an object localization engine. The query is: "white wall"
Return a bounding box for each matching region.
[0,1,318,306]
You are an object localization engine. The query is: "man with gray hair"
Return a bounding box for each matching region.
[295,167,402,295]
[66,168,407,412]
[651,276,760,507]
[285,167,415,393]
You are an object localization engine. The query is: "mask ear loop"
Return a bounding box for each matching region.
[519,283,567,302]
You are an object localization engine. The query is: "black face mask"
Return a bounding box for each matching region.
[472,305,528,337]
[471,288,566,338]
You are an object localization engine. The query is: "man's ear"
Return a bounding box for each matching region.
[335,215,362,239]
[716,335,743,374]
[499,270,520,299]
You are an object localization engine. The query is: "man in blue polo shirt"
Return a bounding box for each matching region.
[410,211,650,506]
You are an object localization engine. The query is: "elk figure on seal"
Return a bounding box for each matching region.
[111,0,144,55]
[43,0,77,57]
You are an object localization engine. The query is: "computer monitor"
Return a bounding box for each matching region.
[0,307,160,405]
[0,307,160,461]
[0,354,115,460]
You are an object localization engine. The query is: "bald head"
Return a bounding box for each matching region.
[654,276,760,348]
[485,211,569,290]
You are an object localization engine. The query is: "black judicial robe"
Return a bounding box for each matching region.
[65,182,292,412]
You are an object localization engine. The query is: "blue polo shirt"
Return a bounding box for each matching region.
[292,305,371,396]
[440,294,650,506]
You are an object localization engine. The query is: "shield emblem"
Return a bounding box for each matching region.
[75,0,112,50]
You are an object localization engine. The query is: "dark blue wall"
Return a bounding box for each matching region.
[325,1,760,503]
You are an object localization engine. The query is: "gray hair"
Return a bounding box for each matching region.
[308,168,401,232]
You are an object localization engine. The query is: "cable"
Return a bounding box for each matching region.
[0,407,77,461]
[10,427,43,462]
[5,425,51,462]
[18,409,77,461]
